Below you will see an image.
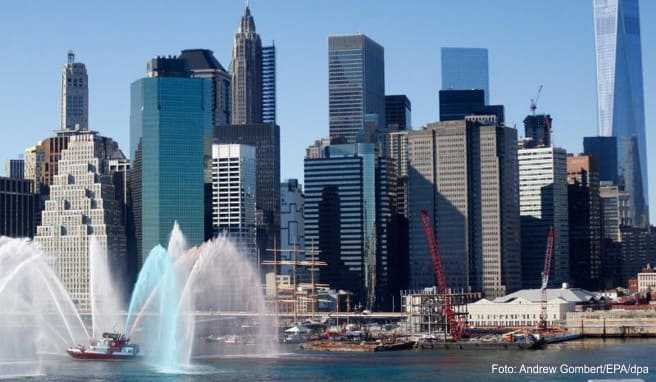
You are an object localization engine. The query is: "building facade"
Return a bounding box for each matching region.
[593,0,649,226]
[441,47,490,104]
[518,146,570,288]
[60,51,88,131]
[4,159,25,179]
[407,118,521,298]
[328,34,385,143]
[262,44,276,124]
[35,130,127,312]
[385,95,411,131]
[130,70,212,265]
[438,90,504,123]
[583,136,618,184]
[211,144,257,259]
[0,177,36,238]
[523,114,552,148]
[231,6,263,125]
[280,179,305,276]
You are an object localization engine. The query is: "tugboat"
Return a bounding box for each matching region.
[67,332,141,360]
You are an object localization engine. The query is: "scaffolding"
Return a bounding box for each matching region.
[401,288,480,336]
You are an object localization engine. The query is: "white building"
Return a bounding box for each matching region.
[35,130,126,312]
[637,266,656,292]
[467,286,598,328]
[212,144,257,259]
[518,146,570,288]
[280,179,304,276]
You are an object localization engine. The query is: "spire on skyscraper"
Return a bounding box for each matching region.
[239,4,256,33]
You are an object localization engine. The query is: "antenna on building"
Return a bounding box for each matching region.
[68,50,75,65]
[529,85,543,115]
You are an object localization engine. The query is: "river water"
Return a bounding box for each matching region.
[10,339,656,381]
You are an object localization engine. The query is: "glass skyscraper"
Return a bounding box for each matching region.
[328,34,385,143]
[593,0,648,225]
[262,44,276,124]
[441,48,490,104]
[130,70,212,264]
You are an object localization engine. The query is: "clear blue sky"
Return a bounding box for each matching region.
[1,0,654,221]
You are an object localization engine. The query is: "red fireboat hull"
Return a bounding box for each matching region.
[67,349,139,360]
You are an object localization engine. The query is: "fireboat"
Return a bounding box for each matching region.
[67,332,141,360]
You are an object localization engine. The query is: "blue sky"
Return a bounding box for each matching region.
[1,0,654,221]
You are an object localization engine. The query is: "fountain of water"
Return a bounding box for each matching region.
[0,237,89,379]
[89,238,125,338]
[125,223,278,371]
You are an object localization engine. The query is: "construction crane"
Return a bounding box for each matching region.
[539,227,555,330]
[529,85,543,115]
[419,209,464,341]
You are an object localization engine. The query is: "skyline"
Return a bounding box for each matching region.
[1,0,655,221]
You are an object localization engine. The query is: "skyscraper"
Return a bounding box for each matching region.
[523,114,552,148]
[280,179,304,276]
[328,34,385,143]
[60,51,88,131]
[584,136,618,184]
[385,95,411,131]
[567,154,603,290]
[593,0,648,226]
[4,159,24,179]
[35,130,127,311]
[0,176,36,238]
[262,44,276,124]
[130,57,212,265]
[518,146,570,288]
[439,90,504,123]
[211,144,257,259]
[441,47,490,104]
[407,117,521,297]
[231,6,263,125]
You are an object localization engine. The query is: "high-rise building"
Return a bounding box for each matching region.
[215,123,280,262]
[4,159,24,179]
[23,145,45,185]
[407,117,521,297]
[130,58,212,265]
[523,114,552,148]
[584,136,618,184]
[262,45,276,124]
[385,95,411,131]
[60,51,88,131]
[328,34,385,143]
[280,179,304,276]
[518,146,570,288]
[35,130,127,311]
[600,183,631,241]
[441,47,490,104]
[304,143,390,308]
[593,0,648,226]
[386,130,409,217]
[567,154,603,290]
[438,90,504,123]
[0,177,36,238]
[178,49,231,127]
[211,144,257,259]
[231,5,263,125]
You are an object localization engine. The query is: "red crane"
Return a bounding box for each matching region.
[540,227,555,329]
[420,209,464,341]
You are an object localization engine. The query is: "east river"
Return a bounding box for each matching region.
[16,339,656,381]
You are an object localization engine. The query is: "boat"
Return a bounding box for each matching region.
[67,332,140,360]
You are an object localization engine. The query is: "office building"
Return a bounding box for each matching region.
[231,5,263,124]
[438,90,504,123]
[211,144,257,259]
[385,95,411,131]
[600,183,631,241]
[35,130,127,312]
[0,177,36,238]
[304,143,391,308]
[280,179,305,276]
[407,118,521,297]
[178,49,231,127]
[441,47,490,103]
[4,159,24,179]
[215,123,280,261]
[328,34,385,143]
[60,51,88,131]
[523,114,552,148]
[567,154,603,290]
[594,0,649,226]
[130,58,212,265]
[518,146,570,288]
[262,44,276,124]
[583,136,618,184]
